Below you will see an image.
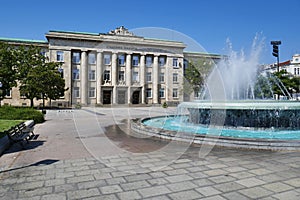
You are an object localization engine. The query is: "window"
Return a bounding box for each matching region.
[298,68,300,75]
[183,59,188,69]
[159,73,165,82]
[119,71,125,81]
[104,54,111,65]
[173,88,178,98]
[5,89,11,98]
[89,70,96,80]
[146,56,153,67]
[74,87,80,98]
[159,88,165,98]
[56,51,64,62]
[294,68,297,75]
[72,52,81,64]
[173,58,178,67]
[73,69,80,80]
[159,57,165,67]
[173,73,178,83]
[132,55,139,66]
[58,67,64,78]
[118,54,125,66]
[89,87,95,98]
[88,53,96,64]
[146,88,152,98]
[104,70,110,81]
[146,72,152,82]
[132,72,139,82]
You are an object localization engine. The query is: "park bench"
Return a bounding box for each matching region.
[5,121,35,148]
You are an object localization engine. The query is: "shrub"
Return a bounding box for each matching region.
[162,102,168,108]
[0,106,45,123]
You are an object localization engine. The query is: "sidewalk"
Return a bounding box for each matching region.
[0,107,300,199]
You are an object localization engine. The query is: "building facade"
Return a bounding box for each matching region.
[1,26,222,107]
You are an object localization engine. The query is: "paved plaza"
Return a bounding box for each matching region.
[0,107,300,200]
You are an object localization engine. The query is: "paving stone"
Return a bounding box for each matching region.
[239,186,274,199]
[41,193,66,200]
[236,177,266,187]
[168,189,202,200]
[203,169,228,176]
[77,180,107,189]
[192,178,214,187]
[138,185,171,198]
[99,185,123,195]
[223,166,246,173]
[67,188,100,199]
[262,182,294,192]
[54,184,77,193]
[221,191,249,200]
[83,194,118,200]
[106,177,127,185]
[147,177,169,186]
[229,171,255,179]
[165,181,197,192]
[66,175,94,184]
[117,191,141,200]
[18,187,53,198]
[124,174,152,182]
[196,186,222,196]
[120,180,151,191]
[199,195,227,200]
[284,177,300,187]
[165,174,193,183]
[164,168,188,176]
[214,182,245,192]
[94,172,112,180]
[45,178,65,187]
[12,180,44,191]
[208,175,236,184]
[248,168,273,175]
[272,190,300,200]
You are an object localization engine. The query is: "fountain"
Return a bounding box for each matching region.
[131,35,300,150]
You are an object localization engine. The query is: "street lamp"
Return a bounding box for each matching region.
[271,41,281,72]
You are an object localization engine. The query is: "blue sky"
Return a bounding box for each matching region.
[0,0,299,64]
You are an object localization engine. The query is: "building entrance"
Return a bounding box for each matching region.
[103,91,112,104]
[118,91,126,104]
[132,91,140,104]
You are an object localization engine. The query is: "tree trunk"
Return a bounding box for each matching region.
[30,98,34,107]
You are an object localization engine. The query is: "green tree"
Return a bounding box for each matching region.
[16,45,65,107]
[183,59,214,97]
[0,42,18,105]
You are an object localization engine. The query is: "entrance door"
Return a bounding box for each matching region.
[132,91,140,104]
[103,91,111,104]
[118,91,126,104]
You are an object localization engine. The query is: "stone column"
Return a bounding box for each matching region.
[112,52,117,104]
[165,56,170,102]
[126,54,132,104]
[81,51,88,105]
[152,55,159,104]
[96,51,103,104]
[140,54,145,104]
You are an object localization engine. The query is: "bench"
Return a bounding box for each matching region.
[5,121,35,148]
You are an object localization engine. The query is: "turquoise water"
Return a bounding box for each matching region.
[143,116,300,140]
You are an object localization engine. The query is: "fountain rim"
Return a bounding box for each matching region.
[179,100,300,110]
[130,116,300,151]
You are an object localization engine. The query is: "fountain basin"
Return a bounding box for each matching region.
[181,101,300,129]
[131,116,300,151]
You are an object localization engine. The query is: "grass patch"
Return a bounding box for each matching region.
[0,106,45,123]
[0,120,24,138]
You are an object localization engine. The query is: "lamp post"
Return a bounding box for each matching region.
[271,41,281,72]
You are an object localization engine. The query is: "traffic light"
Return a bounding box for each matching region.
[272,45,279,57]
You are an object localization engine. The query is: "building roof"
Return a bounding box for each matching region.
[0,37,47,44]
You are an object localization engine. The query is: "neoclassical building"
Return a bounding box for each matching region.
[1,26,221,107]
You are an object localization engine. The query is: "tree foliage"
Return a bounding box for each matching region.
[183,58,215,96]
[0,42,18,101]
[0,43,66,107]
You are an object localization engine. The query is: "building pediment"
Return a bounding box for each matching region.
[108,26,134,36]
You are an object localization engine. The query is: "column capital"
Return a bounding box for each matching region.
[96,50,103,53]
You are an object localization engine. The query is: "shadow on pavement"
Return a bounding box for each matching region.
[0,159,59,173]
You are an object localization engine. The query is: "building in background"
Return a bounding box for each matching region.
[1,26,222,107]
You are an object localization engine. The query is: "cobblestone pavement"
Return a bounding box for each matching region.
[0,107,300,200]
